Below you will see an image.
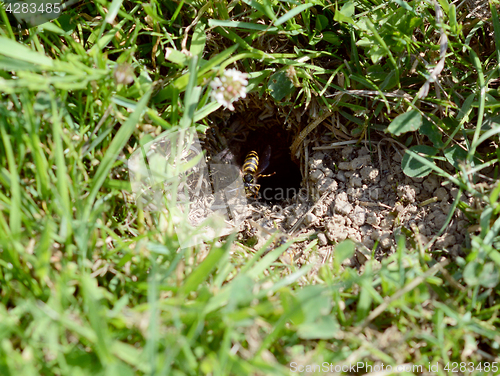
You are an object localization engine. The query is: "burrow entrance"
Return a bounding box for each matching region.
[203,102,304,204]
[229,127,302,203]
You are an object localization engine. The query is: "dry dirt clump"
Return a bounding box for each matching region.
[304,144,471,265]
[242,143,471,271]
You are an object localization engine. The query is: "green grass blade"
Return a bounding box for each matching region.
[0,36,54,66]
[491,2,500,63]
[50,91,72,240]
[0,125,21,237]
[190,21,207,57]
[84,89,152,218]
[274,3,314,26]
[208,19,279,32]
[180,243,227,295]
[241,0,277,21]
[105,0,124,24]
[179,56,200,128]
[468,48,486,161]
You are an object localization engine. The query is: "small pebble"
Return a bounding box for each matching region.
[304,212,317,226]
[366,212,380,226]
[422,175,439,193]
[369,188,379,201]
[310,169,325,183]
[397,184,417,203]
[360,166,380,183]
[336,171,346,182]
[317,232,328,246]
[350,205,366,226]
[379,232,392,249]
[341,146,354,160]
[334,192,353,215]
[434,187,449,202]
[349,175,363,188]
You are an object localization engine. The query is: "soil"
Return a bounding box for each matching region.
[237,141,471,271]
[202,93,472,271]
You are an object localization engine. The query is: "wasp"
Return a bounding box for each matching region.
[242,144,275,198]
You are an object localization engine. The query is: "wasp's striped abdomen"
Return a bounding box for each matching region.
[243,151,259,174]
[242,146,273,198]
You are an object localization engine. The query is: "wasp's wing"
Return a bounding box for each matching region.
[256,144,271,175]
[213,148,237,165]
[209,148,241,192]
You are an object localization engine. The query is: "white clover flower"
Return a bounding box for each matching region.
[210,69,248,111]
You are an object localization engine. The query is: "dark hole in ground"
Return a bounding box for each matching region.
[235,128,302,204]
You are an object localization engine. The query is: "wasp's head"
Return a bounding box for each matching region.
[244,174,254,184]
